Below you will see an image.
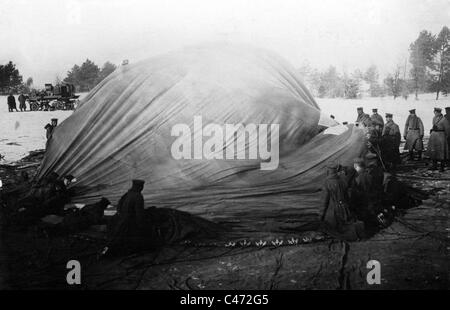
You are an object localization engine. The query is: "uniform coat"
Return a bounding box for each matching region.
[426,114,450,160]
[382,120,401,165]
[321,172,363,240]
[108,186,145,250]
[403,114,424,151]
[18,94,26,111]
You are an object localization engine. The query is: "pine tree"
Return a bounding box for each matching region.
[433,26,450,99]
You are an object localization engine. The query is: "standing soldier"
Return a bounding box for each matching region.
[18,92,27,111]
[382,113,401,170]
[320,161,363,241]
[7,93,18,112]
[355,107,372,128]
[370,108,384,131]
[403,109,424,161]
[44,118,58,148]
[106,179,146,254]
[426,108,450,172]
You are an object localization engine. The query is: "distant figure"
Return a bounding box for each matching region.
[7,93,18,112]
[370,108,384,131]
[107,179,145,253]
[355,107,371,127]
[403,109,424,161]
[320,161,364,241]
[45,118,58,140]
[18,93,27,111]
[382,113,401,171]
[426,108,450,172]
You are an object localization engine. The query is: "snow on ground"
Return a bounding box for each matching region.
[0,93,449,163]
[317,93,450,135]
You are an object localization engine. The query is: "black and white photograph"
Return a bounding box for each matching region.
[0,0,449,294]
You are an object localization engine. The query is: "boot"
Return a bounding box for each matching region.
[408,151,414,161]
[440,161,445,172]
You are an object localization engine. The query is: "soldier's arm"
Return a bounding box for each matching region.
[419,118,424,137]
[403,116,409,138]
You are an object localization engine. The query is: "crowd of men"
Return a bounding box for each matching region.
[352,106,450,172]
[321,106,450,241]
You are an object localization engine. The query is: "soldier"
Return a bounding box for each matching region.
[403,109,424,161]
[18,92,27,111]
[106,179,146,254]
[44,118,58,141]
[320,161,364,240]
[355,107,371,127]
[426,108,450,172]
[382,113,401,170]
[348,158,376,226]
[7,93,18,112]
[370,108,384,131]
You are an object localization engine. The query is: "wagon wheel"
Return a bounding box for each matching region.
[30,102,39,111]
[56,101,65,110]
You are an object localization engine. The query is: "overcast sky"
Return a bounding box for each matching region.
[1,0,449,86]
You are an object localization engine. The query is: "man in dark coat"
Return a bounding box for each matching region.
[44,118,58,148]
[426,107,450,171]
[403,109,424,161]
[18,93,27,111]
[7,93,18,112]
[107,179,146,253]
[370,108,384,131]
[382,113,401,171]
[321,162,364,240]
[348,158,380,232]
[355,107,372,128]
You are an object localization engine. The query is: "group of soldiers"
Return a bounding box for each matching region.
[6,92,27,112]
[320,105,450,241]
[354,106,450,172]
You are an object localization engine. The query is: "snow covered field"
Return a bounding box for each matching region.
[317,93,450,136]
[0,93,449,163]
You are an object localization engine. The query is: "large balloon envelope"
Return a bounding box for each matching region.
[37,43,366,235]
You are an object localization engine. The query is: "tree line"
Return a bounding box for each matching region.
[300,26,450,100]
[2,26,448,98]
[63,59,117,92]
[0,59,117,95]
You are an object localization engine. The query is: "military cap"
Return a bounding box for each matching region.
[434,107,442,112]
[409,109,416,113]
[357,107,363,111]
[372,108,378,112]
[385,113,393,118]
